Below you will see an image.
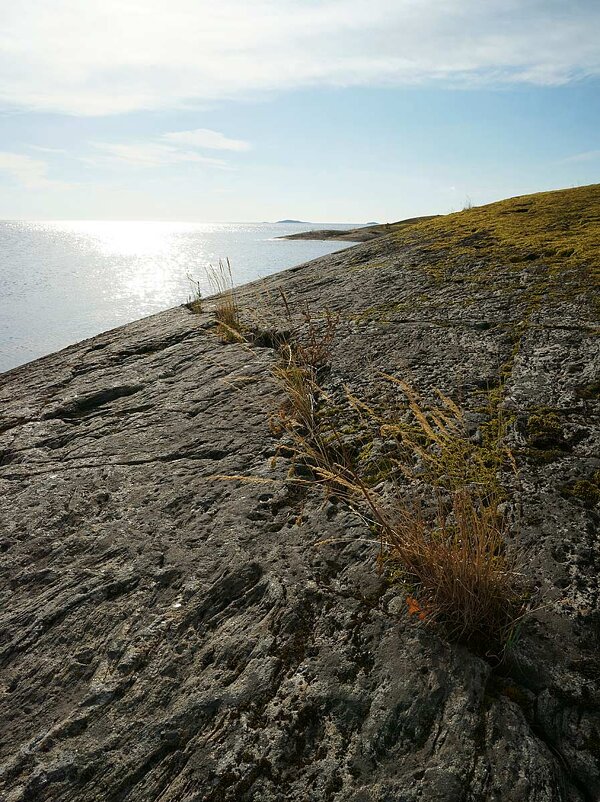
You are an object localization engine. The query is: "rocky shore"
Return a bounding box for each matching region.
[278,215,438,241]
[0,184,598,801]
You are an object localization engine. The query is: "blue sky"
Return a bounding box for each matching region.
[0,0,598,221]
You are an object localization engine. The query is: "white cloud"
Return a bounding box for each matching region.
[0,151,69,188]
[88,130,249,169]
[28,145,69,155]
[0,1,598,116]
[561,149,600,163]
[91,141,228,167]
[163,129,250,151]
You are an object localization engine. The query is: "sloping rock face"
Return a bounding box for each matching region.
[0,185,599,801]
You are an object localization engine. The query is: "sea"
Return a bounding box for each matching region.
[0,220,357,374]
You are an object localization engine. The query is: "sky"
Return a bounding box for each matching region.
[0,0,599,222]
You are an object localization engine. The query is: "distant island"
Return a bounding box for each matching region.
[277,219,380,228]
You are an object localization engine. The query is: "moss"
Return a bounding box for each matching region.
[522,406,571,464]
[561,471,600,507]
[529,448,569,465]
[351,184,600,316]
[500,683,531,709]
[526,409,565,450]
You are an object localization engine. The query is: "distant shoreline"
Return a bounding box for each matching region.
[278,215,439,242]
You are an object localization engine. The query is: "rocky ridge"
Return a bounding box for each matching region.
[0,184,599,801]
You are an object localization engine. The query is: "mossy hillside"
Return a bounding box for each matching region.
[379,183,600,312]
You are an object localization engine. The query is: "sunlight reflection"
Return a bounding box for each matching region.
[48,220,187,256]
[1,219,354,372]
[44,220,210,305]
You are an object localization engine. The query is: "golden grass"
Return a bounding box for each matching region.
[271,341,527,654]
[206,258,245,342]
[382,490,525,652]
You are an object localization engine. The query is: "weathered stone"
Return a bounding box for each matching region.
[0,186,598,800]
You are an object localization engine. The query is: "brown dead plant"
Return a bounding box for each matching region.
[383,490,525,652]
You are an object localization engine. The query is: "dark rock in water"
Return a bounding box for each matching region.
[0,185,599,801]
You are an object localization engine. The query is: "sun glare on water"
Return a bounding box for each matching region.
[42,220,216,306]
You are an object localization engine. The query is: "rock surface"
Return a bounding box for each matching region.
[0,185,599,801]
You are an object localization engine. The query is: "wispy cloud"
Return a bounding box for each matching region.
[561,149,600,163]
[28,145,69,155]
[88,129,248,168]
[0,1,598,116]
[162,129,250,151]
[91,141,228,168]
[0,151,69,188]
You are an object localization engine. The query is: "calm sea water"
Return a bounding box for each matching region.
[0,221,356,373]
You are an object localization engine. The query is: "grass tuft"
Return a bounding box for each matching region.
[206,258,245,342]
[382,490,525,652]
[278,290,339,374]
[269,323,528,655]
[186,274,203,314]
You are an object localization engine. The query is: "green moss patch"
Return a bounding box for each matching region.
[365,184,600,314]
[575,380,600,400]
[523,406,571,464]
[561,471,600,508]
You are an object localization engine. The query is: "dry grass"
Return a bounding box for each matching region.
[278,289,339,373]
[186,274,203,314]
[270,294,340,461]
[376,376,515,498]
[371,379,526,651]
[206,258,245,342]
[270,330,527,654]
[193,276,528,654]
[273,358,317,433]
[382,491,525,652]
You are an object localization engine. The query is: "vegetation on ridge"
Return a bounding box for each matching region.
[271,344,527,656]
[188,258,245,342]
[389,183,600,307]
[191,183,600,656]
[242,293,527,657]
